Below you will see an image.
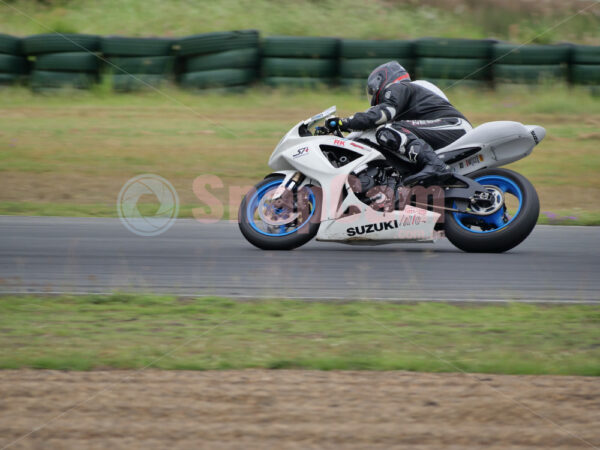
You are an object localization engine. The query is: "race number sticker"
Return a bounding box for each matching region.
[462,154,484,168]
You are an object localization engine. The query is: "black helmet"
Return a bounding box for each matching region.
[366,61,411,106]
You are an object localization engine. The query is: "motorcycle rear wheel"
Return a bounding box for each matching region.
[444,168,539,253]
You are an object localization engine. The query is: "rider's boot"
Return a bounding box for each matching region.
[376,127,453,186]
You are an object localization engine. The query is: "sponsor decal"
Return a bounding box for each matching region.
[346,215,424,236]
[292,147,309,158]
[350,142,364,149]
[333,139,345,147]
[406,119,442,126]
[464,154,484,167]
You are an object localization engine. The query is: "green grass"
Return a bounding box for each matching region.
[2,202,599,225]
[0,294,598,374]
[1,0,598,44]
[538,210,600,226]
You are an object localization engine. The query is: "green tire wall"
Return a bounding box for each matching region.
[416,38,493,59]
[178,31,260,90]
[34,52,100,72]
[0,54,28,74]
[0,34,22,55]
[416,57,490,80]
[340,39,413,59]
[263,76,335,87]
[417,78,489,89]
[22,34,100,54]
[111,73,167,91]
[571,65,600,85]
[30,70,97,90]
[0,36,26,84]
[177,30,259,57]
[492,43,570,65]
[493,64,566,83]
[106,56,175,75]
[261,58,337,78]
[100,37,175,57]
[0,32,597,92]
[185,48,259,72]
[262,36,339,58]
[180,68,256,89]
[339,58,415,79]
[572,45,600,64]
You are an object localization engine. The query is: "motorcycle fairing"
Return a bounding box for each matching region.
[315,181,440,243]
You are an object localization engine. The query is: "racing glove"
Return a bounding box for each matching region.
[325,117,350,132]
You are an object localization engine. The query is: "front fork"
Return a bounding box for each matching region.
[270,171,305,202]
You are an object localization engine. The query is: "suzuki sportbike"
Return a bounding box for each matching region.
[239,106,543,252]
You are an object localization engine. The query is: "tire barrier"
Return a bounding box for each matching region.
[1,32,598,92]
[416,57,490,80]
[415,38,493,88]
[180,68,256,90]
[263,76,336,88]
[34,52,100,72]
[21,33,100,55]
[262,36,338,58]
[260,36,339,87]
[100,36,176,91]
[177,30,259,90]
[492,43,570,85]
[22,34,101,91]
[493,64,566,84]
[570,45,600,86]
[31,70,96,91]
[0,34,27,85]
[416,38,493,59]
[339,39,414,86]
[177,30,259,57]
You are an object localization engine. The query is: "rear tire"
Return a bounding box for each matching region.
[444,168,539,253]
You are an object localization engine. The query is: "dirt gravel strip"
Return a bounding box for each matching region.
[0,370,598,449]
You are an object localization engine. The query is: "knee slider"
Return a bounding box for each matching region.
[376,126,407,153]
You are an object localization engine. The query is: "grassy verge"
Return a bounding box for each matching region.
[0,294,598,375]
[2,202,599,225]
[1,0,599,43]
[0,85,598,223]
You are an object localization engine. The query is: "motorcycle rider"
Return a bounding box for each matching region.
[327,61,472,185]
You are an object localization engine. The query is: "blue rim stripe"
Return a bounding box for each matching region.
[247,180,316,237]
[453,175,523,234]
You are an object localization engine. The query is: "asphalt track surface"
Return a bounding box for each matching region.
[1,216,599,303]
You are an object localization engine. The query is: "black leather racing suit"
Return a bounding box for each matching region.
[342,81,472,150]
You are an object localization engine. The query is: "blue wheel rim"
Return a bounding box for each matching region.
[247,180,316,237]
[452,175,523,234]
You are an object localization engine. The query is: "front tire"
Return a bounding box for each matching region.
[238,175,321,250]
[444,168,539,253]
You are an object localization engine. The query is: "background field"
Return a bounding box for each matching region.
[1,84,599,224]
[1,0,599,44]
[1,0,599,223]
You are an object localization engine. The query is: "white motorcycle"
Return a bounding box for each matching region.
[239,106,543,252]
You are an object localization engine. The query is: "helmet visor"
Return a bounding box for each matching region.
[366,85,376,106]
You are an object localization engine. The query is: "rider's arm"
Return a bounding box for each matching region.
[340,84,409,131]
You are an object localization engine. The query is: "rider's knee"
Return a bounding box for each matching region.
[375,125,408,152]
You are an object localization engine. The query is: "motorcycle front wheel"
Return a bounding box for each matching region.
[444,168,539,253]
[238,175,321,250]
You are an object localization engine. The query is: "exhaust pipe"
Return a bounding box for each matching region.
[525,125,546,145]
